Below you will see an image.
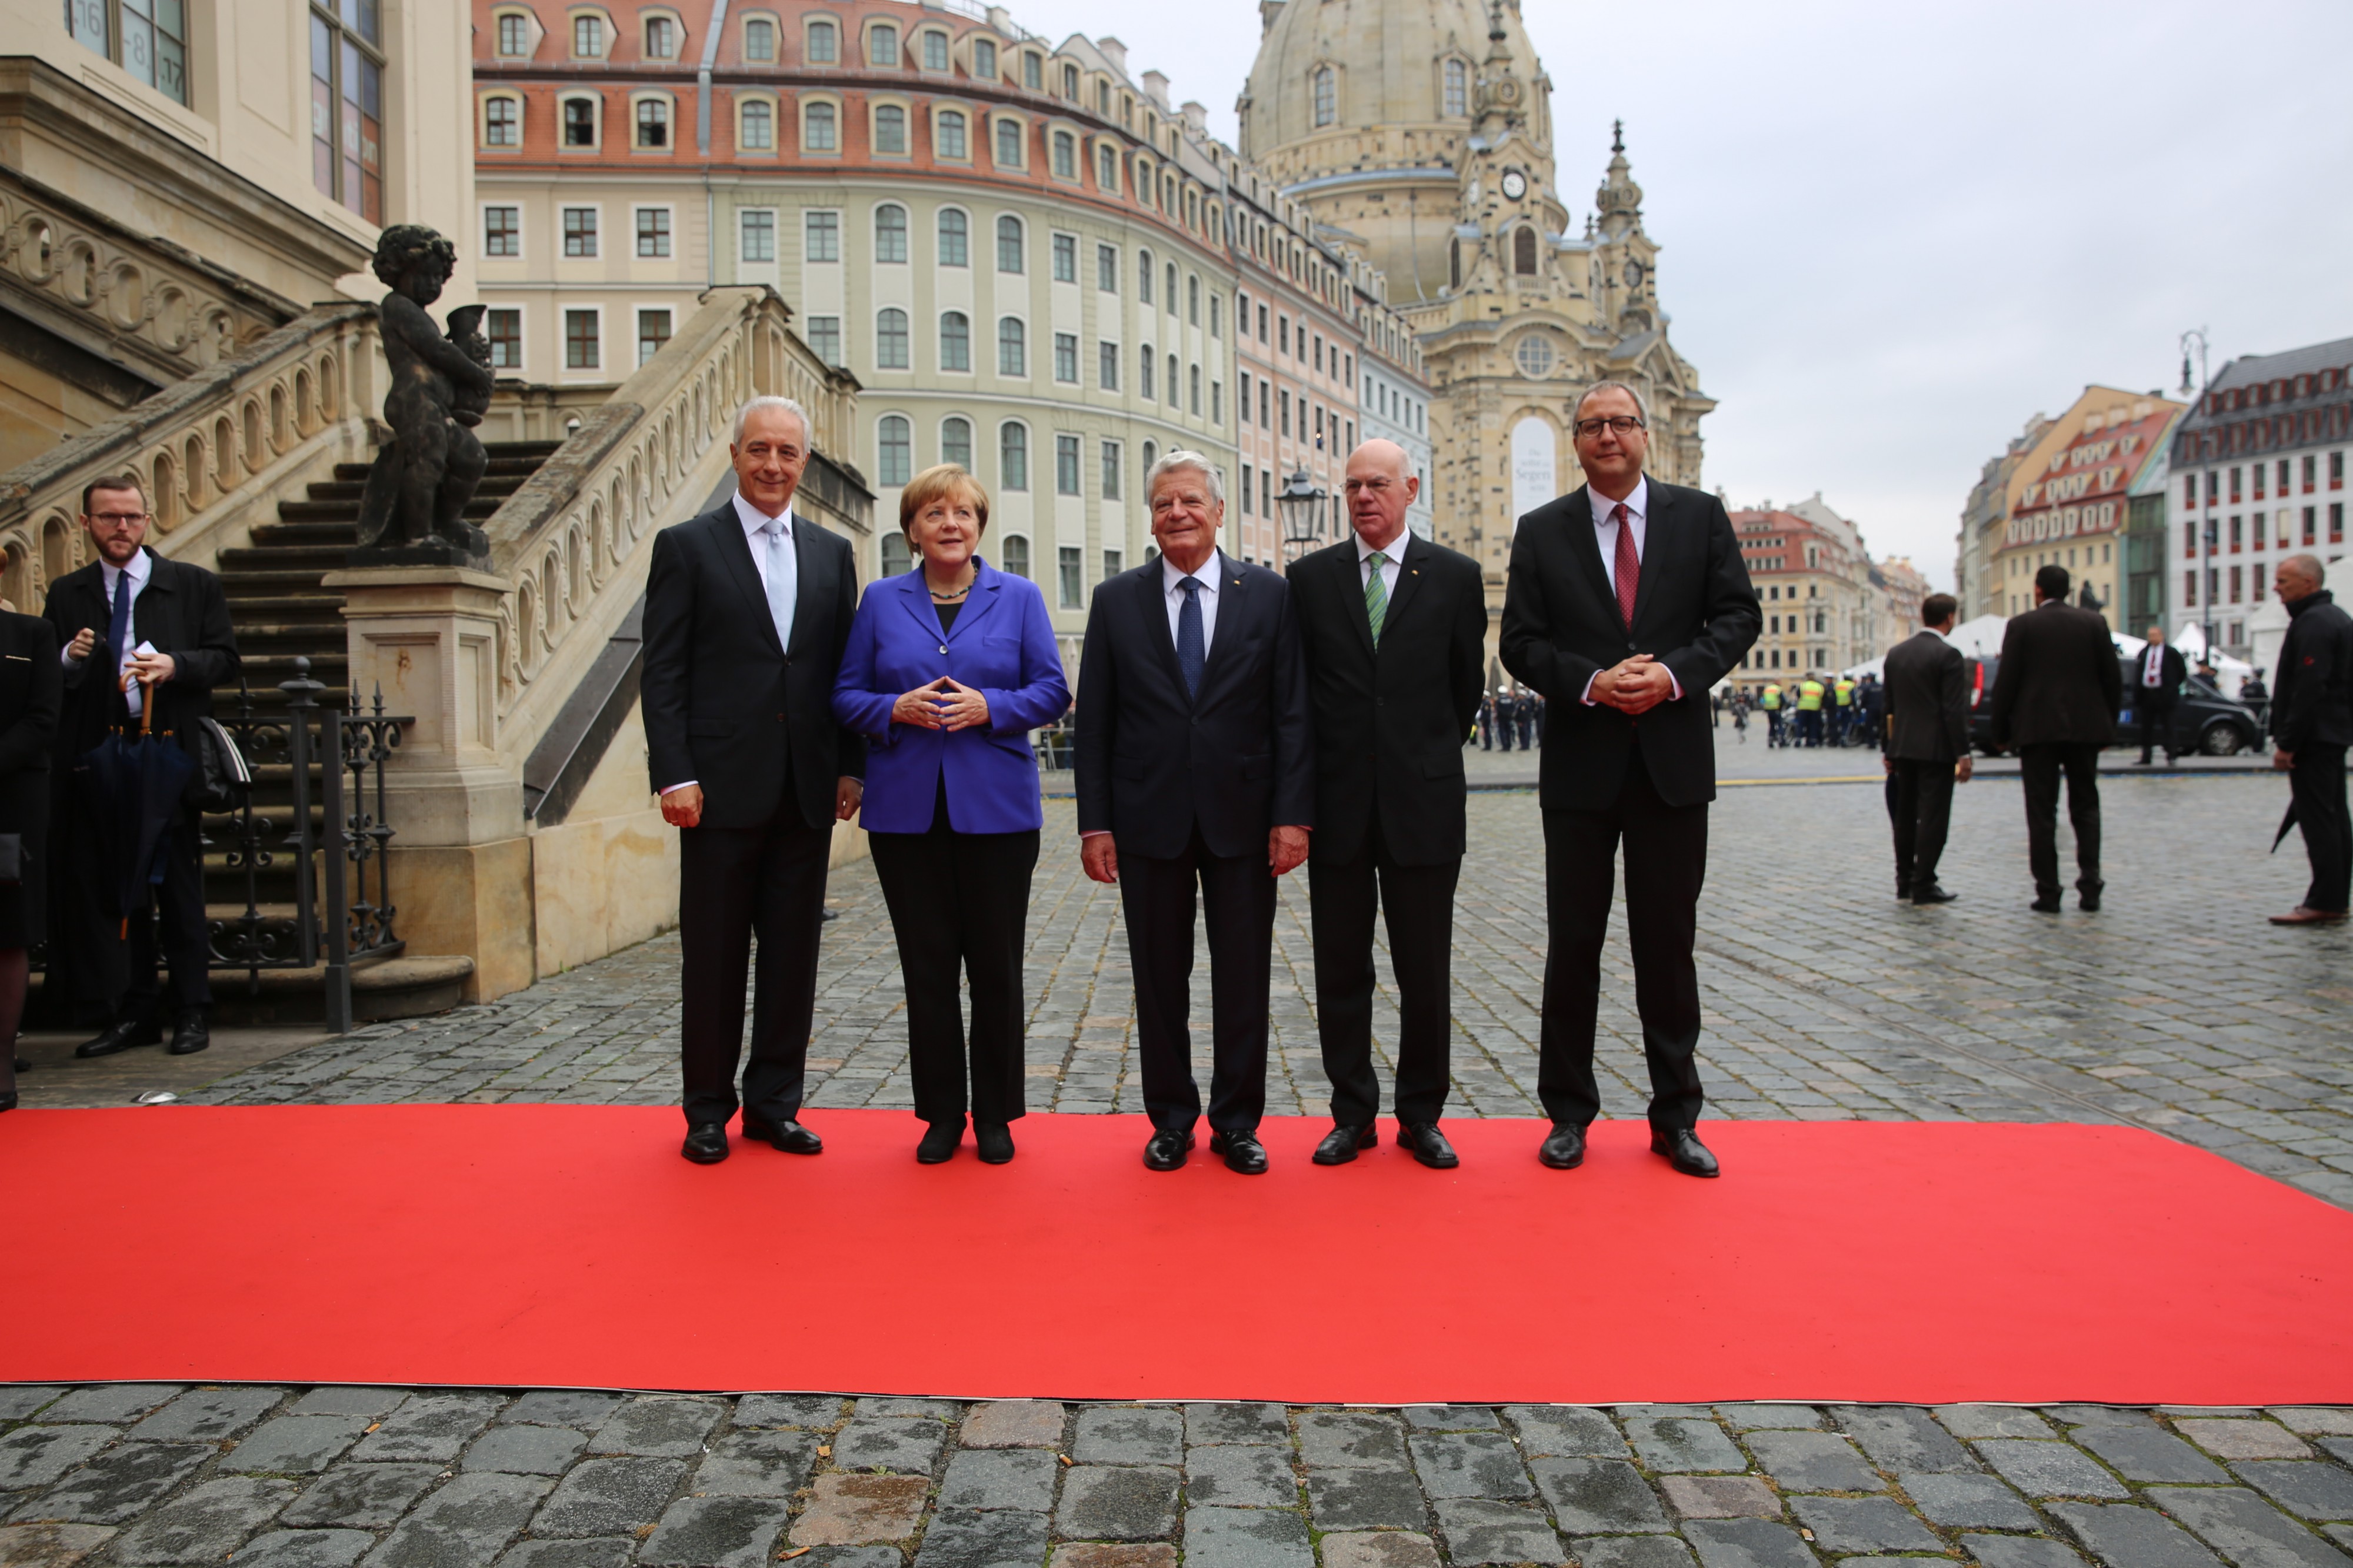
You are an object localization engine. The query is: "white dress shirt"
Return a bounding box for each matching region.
[1355,528,1405,600]
[1578,478,1681,704]
[1162,550,1223,656]
[62,549,155,713]
[2142,645,2166,687]
[660,493,801,797]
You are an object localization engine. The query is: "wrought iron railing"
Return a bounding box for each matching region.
[202,657,411,1030]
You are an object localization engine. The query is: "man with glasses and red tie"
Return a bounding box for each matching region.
[1499,383,1759,1178]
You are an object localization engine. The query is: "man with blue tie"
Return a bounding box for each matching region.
[642,397,866,1165]
[1075,451,1315,1173]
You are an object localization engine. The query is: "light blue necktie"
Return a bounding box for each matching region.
[761,519,796,653]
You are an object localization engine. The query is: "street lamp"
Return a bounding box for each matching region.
[2181,326,2214,656]
[1277,468,1328,561]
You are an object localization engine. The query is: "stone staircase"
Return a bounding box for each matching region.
[199,439,565,1022]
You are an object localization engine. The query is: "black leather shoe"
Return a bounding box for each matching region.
[1538,1123,1587,1169]
[1398,1122,1460,1169]
[2030,896,2062,913]
[75,1017,159,1059]
[916,1119,963,1164]
[1208,1129,1268,1175]
[1312,1123,1377,1165]
[1651,1127,1720,1178]
[745,1118,823,1155]
[1912,884,1958,905]
[12,1056,28,1074]
[1143,1128,1195,1171]
[682,1123,729,1163]
[166,1010,210,1056]
[1894,883,1912,901]
[975,1122,1015,1164]
[2079,885,2103,913]
[0,1092,14,1112]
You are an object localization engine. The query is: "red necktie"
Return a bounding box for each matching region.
[1612,503,1639,629]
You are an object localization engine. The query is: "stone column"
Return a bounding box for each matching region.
[324,565,534,1000]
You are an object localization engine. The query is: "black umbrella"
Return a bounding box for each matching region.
[76,679,193,938]
[2273,799,2299,854]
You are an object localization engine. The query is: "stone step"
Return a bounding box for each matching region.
[247,521,358,549]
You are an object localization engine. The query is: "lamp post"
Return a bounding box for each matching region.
[1277,467,1328,563]
[2181,326,2214,656]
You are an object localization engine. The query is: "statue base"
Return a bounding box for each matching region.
[348,527,491,570]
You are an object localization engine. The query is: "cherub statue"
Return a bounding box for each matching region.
[355,225,495,559]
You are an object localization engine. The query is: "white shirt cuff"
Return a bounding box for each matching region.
[659,780,697,795]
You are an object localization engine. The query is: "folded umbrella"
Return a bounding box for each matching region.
[75,680,194,938]
[2272,799,2299,854]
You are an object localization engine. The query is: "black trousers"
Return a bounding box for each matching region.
[2137,699,2175,763]
[1538,746,1708,1131]
[1307,815,1460,1127]
[677,792,834,1129]
[127,813,212,1014]
[1120,820,1275,1135]
[1890,759,1957,893]
[868,806,1038,1126]
[2019,742,2103,899]
[2291,745,2351,913]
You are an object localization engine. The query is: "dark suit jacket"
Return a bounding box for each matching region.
[0,613,61,836]
[2131,642,2188,709]
[641,500,866,832]
[1074,549,1314,860]
[1988,599,2120,748]
[1881,629,1968,763]
[42,548,239,792]
[2272,590,2353,750]
[1290,531,1485,866]
[1498,479,1761,810]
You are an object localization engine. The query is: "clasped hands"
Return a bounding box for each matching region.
[1588,653,1674,715]
[892,676,991,732]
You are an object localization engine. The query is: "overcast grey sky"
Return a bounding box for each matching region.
[1012,0,2353,586]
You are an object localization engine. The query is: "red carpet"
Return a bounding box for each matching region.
[3,1107,2348,1404]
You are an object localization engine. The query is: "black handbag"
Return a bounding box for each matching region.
[193,716,252,814]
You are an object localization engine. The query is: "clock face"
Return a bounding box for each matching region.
[1501,170,1527,201]
[1624,260,1646,287]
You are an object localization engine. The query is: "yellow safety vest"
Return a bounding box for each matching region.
[1834,680,1855,707]
[1797,680,1825,711]
[1760,686,1782,710]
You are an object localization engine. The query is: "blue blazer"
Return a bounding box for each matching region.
[831,558,1071,834]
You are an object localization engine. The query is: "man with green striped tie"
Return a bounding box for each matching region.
[1289,441,1489,1170]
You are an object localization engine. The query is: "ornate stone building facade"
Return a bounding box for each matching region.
[1239,0,1713,633]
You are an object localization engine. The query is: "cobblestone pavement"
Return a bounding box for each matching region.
[5,1388,2350,1568]
[188,758,2353,1210]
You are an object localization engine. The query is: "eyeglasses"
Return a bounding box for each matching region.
[87,512,150,527]
[1573,416,1646,438]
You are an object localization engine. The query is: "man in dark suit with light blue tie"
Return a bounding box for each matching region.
[642,397,866,1165]
[1075,451,1315,1174]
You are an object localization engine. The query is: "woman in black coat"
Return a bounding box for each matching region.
[0,611,61,1110]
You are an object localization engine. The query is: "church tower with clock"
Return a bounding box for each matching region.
[1239,0,1714,629]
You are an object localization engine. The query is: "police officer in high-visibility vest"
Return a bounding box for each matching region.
[1796,675,1827,747]
[1760,682,1785,746]
[1832,675,1857,745]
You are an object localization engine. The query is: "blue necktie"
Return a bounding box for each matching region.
[108,568,133,711]
[1176,576,1204,700]
[761,520,795,653]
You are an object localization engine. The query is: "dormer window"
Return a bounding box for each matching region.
[645,16,674,57]
[1022,52,1041,89]
[574,15,603,56]
[1062,62,1078,98]
[744,17,775,59]
[974,38,997,78]
[921,29,948,69]
[496,14,530,55]
[869,23,898,66]
[807,18,837,62]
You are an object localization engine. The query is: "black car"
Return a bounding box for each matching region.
[1964,654,2264,757]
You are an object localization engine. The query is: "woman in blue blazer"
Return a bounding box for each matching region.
[832,465,1070,1164]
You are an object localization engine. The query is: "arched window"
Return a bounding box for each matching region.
[996,215,1024,272]
[1052,131,1076,179]
[878,415,911,485]
[496,14,530,55]
[876,308,909,369]
[995,118,1023,166]
[806,18,836,61]
[921,29,948,69]
[739,99,772,150]
[998,317,1026,376]
[636,98,669,148]
[1000,535,1030,578]
[1165,262,1178,310]
[1139,345,1154,401]
[1000,425,1029,492]
[1312,66,1335,127]
[564,96,597,146]
[1448,237,1461,290]
[645,16,675,56]
[1098,144,1118,190]
[881,533,911,575]
[805,101,836,151]
[875,203,908,262]
[937,209,968,266]
[743,17,775,60]
[874,104,906,154]
[942,416,973,470]
[937,109,967,159]
[1187,275,1200,325]
[868,22,897,65]
[484,96,520,146]
[1138,249,1154,303]
[1444,58,1468,116]
[1166,353,1178,406]
[939,311,971,372]
[1514,226,1537,275]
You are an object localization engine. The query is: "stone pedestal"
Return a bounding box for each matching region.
[324,565,534,1000]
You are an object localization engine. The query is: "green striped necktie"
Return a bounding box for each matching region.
[1365,551,1389,646]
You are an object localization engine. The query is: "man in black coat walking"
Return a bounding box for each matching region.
[643,396,866,1165]
[1880,593,1973,905]
[1075,450,1314,1175]
[1500,382,1760,1178]
[2130,623,2187,765]
[2266,553,2353,925]
[45,474,239,1059]
[1988,564,2121,913]
[1289,441,1485,1169]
